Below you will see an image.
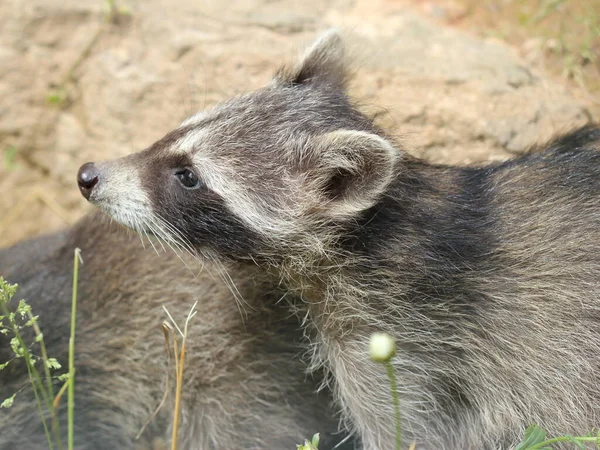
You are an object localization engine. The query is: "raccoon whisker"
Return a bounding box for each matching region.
[145,215,197,276]
[151,227,195,271]
[147,225,167,253]
[137,230,146,250]
[212,257,254,321]
[145,216,180,254]
[139,229,153,253]
[155,215,197,258]
[146,221,167,253]
[151,213,197,258]
[161,227,195,258]
[139,222,161,256]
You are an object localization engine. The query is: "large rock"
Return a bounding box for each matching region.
[0,0,591,246]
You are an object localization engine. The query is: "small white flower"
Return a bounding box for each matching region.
[370,332,396,363]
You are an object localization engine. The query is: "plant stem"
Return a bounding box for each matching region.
[25,360,54,450]
[174,338,186,450]
[28,310,63,450]
[386,361,402,450]
[167,302,196,450]
[53,378,70,411]
[68,248,81,450]
[1,301,54,450]
[171,333,180,450]
[529,436,600,450]
[135,323,173,440]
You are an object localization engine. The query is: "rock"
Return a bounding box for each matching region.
[0,0,592,246]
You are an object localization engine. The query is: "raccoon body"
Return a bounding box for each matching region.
[0,214,352,450]
[72,31,600,449]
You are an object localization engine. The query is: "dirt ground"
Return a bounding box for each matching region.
[0,0,598,248]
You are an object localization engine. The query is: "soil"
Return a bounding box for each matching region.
[0,0,597,248]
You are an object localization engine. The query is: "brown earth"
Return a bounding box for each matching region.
[0,0,596,248]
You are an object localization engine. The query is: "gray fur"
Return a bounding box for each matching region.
[0,213,354,449]
[66,31,600,450]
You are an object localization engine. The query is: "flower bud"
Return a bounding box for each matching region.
[370,332,396,363]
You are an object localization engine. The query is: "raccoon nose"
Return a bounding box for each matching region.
[77,162,100,200]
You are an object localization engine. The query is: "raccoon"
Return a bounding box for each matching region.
[0,214,354,449]
[74,30,600,450]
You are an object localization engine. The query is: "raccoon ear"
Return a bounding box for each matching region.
[278,29,348,88]
[308,130,400,219]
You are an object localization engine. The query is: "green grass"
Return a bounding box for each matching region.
[2,146,19,171]
[0,247,81,450]
[515,424,600,449]
[46,88,68,108]
[453,0,600,116]
[67,249,82,450]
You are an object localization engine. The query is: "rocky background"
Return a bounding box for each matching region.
[0,0,598,247]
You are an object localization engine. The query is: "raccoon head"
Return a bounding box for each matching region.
[77,30,401,261]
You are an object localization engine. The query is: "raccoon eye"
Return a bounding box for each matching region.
[175,169,201,189]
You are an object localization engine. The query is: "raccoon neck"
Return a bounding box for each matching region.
[282,160,499,337]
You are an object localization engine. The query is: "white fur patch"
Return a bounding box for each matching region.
[180,111,207,128]
[90,161,154,233]
[172,127,211,158]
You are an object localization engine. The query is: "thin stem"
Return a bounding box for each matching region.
[68,249,82,450]
[171,332,180,450]
[168,302,196,450]
[529,436,600,450]
[386,361,402,450]
[1,302,54,449]
[174,337,186,450]
[53,378,70,411]
[28,310,63,450]
[25,359,54,450]
[135,323,172,440]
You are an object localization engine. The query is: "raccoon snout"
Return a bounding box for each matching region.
[77,162,100,200]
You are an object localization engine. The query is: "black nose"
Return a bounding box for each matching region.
[77,162,100,200]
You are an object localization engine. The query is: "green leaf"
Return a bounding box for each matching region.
[0,278,18,299]
[0,361,9,370]
[25,315,39,327]
[563,435,584,450]
[3,146,19,171]
[45,358,62,370]
[297,435,319,450]
[1,394,16,408]
[515,424,548,450]
[46,88,67,107]
[16,299,31,317]
[9,337,22,356]
[311,433,320,448]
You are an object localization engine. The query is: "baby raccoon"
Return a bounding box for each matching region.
[75,30,600,450]
[0,216,353,449]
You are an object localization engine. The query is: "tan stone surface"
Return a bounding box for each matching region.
[0,0,591,247]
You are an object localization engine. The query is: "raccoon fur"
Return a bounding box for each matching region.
[0,214,354,450]
[73,30,600,450]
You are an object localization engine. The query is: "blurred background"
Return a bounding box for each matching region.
[0,0,598,247]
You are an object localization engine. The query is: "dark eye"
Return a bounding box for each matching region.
[175,169,201,189]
